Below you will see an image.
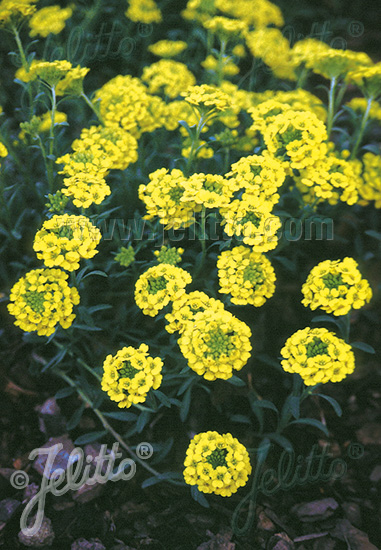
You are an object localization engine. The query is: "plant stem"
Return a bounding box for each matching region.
[54,368,185,485]
[81,92,104,124]
[326,77,337,138]
[216,39,226,86]
[11,25,34,118]
[193,206,207,279]
[350,97,373,159]
[184,114,206,177]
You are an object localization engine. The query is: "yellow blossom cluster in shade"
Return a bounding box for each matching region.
[125,0,162,23]
[101,344,163,409]
[142,60,196,98]
[301,258,372,316]
[93,75,167,138]
[184,431,252,496]
[71,125,138,171]
[202,55,240,78]
[115,246,135,267]
[16,59,89,96]
[262,109,328,170]
[33,214,102,272]
[226,152,286,206]
[0,141,8,164]
[7,268,79,336]
[280,327,355,385]
[57,149,111,178]
[217,246,276,306]
[165,291,225,334]
[215,0,284,28]
[245,29,296,81]
[0,0,37,25]
[219,201,281,251]
[135,264,192,317]
[181,0,217,23]
[154,245,184,266]
[148,40,187,58]
[138,168,202,230]
[358,152,381,207]
[203,16,247,38]
[19,110,67,140]
[295,152,361,206]
[346,97,381,121]
[347,63,381,98]
[178,309,252,380]
[61,172,111,209]
[28,4,73,37]
[182,84,231,113]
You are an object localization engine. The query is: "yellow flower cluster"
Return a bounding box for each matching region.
[358,152,381,207]
[182,84,231,113]
[165,291,224,334]
[305,48,372,80]
[16,59,89,96]
[71,125,138,171]
[346,98,381,121]
[138,168,202,229]
[181,173,232,208]
[135,264,192,317]
[245,29,295,81]
[0,0,36,26]
[0,141,8,164]
[94,75,166,138]
[226,152,286,206]
[302,258,372,316]
[101,344,163,408]
[347,64,381,98]
[28,4,73,37]
[280,327,355,385]
[215,0,284,28]
[57,149,111,178]
[217,246,276,306]
[203,16,247,38]
[181,0,217,23]
[142,60,196,98]
[295,153,360,206]
[178,309,251,380]
[148,40,187,58]
[202,55,239,78]
[33,214,102,272]
[115,246,135,267]
[8,268,79,336]
[125,0,162,23]
[220,200,281,251]
[61,172,111,209]
[262,110,328,170]
[154,245,184,266]
[184,431,252,496]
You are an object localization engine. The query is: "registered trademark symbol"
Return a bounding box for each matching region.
[348,21,364,38]
[138,23,153,37]
[136,442,153,460]
[347,442,364,459]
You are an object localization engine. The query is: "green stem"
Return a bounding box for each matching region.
[277,374,303,434]
[45,86,57,191]
[184,114,205,177]
[81,92,104,124]
[350,97,373,159]
[215,39,226,86]
[193,206,207,279]
[326,77,337,138]
[11,25,33,118]
[53,340,102,382]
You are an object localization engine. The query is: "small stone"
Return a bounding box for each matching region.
[369,465,381,483]
[18,515,55,547]
[33,435,75,478]
[257,509,275,531]
[35,398,66,437]
[0,498,20,522]
[292,498,339,522]
[268,532,295,550]
[71,538,106,550]
[23,483,39,504]
[330,519,378,550]
[356,423,381,446]
[342,502,361,527]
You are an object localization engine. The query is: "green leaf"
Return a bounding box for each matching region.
[253,400,279,414]
[102,411,137,422]
[55,387,75,399]
[191,485,210,508]
[226,375,246,387]
[365,230,381,241]
[231,414,251,424]
[289,418,329,437]
[256,354,282,370]
[67,404,85,430]
[151,437,174,465]
[136,410,151,433]
[311,315,339,325]
[154,390,173,408]
[81,270,108,280]
[267,433,293,453]
[316,394,342,417]
[351,341,376,354]
[141,472,183,489]
[180,386,192,422]
[74,430,108,445]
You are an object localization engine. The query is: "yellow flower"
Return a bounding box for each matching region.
[358,152,381,207]
[182,84,231,113]
[16,59,89,95]
[101,344,163,408]
[8,268,80,336]
[281,327,355,385]
[165,291,225,334]
[154,245,183,266]
[0,0,37,26]
[217,246,276,306]
[178,309,251,380]
[245,29,296,80]
[125,0,162,24]
[33,214,102,272]
[142,60,196,98]
[29,4,73,37]
[115,246,135,267]
[347,63,381,98]
[181,172,232,208]
[203,16,247,39]
[148,40,187,58]
[184,431,252,496]
[215,0,283,27]
[302,258,372,316]
[135,264,192,317]
[202,55,240,78]
[346,97,381,121]
[61,172,111,209]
